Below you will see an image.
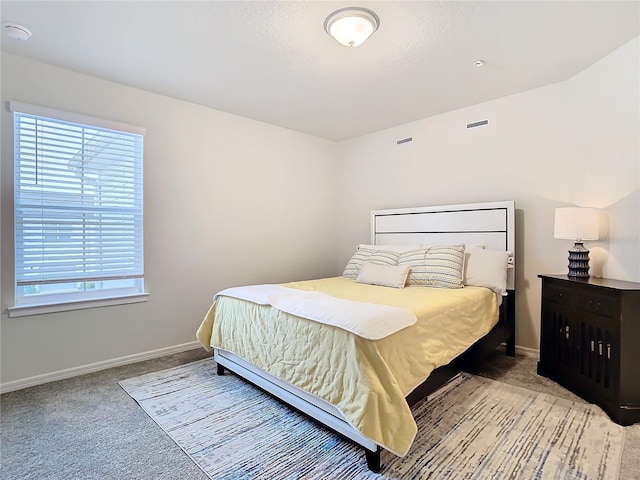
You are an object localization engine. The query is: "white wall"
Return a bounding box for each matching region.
[335,37,640,351]
[1,54,339,387]
[2,35,638,388]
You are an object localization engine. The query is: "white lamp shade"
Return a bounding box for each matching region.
[554,207,599,241]
[324,8,379,47]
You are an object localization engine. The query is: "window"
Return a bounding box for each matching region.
[11,102,145,310]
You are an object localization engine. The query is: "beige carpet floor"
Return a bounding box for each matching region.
[1,347,638,479]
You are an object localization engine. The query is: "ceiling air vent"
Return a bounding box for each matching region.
[467,120,488,129]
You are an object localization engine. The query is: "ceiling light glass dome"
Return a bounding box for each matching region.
[324,7,379,47]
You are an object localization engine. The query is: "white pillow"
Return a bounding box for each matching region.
[464,247,510,295]
[356,262,410,288]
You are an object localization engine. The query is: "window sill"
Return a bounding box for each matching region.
[7,293,149,318]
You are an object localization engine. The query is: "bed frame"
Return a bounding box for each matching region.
[214,200,516,472]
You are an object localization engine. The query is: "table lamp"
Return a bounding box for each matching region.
[554,207,599,278]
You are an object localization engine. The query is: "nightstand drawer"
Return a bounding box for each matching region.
[576,291,617,318]
[545,284,573,306]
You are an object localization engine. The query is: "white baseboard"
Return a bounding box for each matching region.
[1,341,540,394]
[0,340,202,394]
[515,345,539,358]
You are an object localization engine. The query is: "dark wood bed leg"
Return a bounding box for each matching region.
[505,289,516,357]
[506,335,516,357]
[365,447,381,473]
[216,363,225,375]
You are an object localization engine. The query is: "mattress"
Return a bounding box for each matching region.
[196,276,500,456]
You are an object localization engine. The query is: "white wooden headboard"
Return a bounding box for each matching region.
[371,201,515,290]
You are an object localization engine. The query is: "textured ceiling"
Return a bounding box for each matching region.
[1,1,638,141]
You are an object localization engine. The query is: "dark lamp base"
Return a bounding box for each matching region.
[567,241,590,278]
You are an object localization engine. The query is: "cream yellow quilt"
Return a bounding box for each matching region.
[196,277,499,456]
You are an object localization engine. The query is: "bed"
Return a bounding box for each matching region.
[196,201,516,472]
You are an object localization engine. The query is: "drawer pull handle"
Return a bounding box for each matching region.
[607,344,611,360]
[588,300,602,312]
[598,341,603,355]
[565,325,570,339]
[591,340,595,352]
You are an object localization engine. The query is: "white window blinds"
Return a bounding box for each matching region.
[13,104,144,292]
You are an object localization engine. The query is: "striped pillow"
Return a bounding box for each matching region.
[399,244,465,288]
[397,248,429,285]
[342,248,400,280]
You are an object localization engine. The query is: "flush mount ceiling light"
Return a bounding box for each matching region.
[324,7,379,47]
[3,22,32,41]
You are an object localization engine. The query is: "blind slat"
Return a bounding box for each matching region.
[17,273,144,286]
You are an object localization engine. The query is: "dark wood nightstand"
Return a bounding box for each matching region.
[537,274,640,426]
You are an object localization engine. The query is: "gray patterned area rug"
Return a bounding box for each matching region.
[119,358,624,480]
